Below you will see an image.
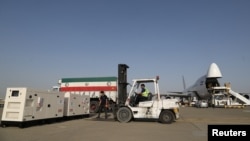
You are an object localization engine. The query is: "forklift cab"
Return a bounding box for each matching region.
[126,76,160,106]
[117,76,180,124]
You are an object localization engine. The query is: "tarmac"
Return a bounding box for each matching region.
[0,106,249,141]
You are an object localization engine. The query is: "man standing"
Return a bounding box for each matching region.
[97,91,108,119]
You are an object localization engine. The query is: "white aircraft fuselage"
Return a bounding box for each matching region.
[183,63,222,100]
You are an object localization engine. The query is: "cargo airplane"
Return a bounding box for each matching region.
[167,63,222,100]
[167,63,250,106]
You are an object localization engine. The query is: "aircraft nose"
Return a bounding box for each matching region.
[207,63,222,78]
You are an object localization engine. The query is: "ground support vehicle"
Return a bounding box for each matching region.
[209,83,250,108]
[195,100,208,108]
[115,72,180,124]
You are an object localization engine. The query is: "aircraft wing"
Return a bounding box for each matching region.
[166,91,199,98]
[166,91,183,94]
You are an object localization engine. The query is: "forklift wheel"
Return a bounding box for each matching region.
[116,107,132,123]
[159,110,174,124]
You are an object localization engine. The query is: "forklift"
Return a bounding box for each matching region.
[114,64,180,124]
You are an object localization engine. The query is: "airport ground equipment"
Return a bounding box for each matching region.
[115,75,180,124]
[63,93,90,118]
[1,87,65,128]
[209,83,250,108]
[1,87,91,128]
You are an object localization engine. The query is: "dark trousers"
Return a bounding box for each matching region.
[97,105,108,118]
[135,95,148,105]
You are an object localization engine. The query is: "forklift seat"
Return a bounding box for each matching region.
[147,93,153,100]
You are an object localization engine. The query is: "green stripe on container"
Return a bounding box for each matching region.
[61,76,117,83]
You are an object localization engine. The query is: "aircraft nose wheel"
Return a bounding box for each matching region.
[116,107,132,123]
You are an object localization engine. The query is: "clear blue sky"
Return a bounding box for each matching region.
[0,0,250,98]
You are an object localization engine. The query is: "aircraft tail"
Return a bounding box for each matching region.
[182,75,186,90]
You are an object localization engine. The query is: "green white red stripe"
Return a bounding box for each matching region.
[60,76,117,83]
[59,76,117,92]
[60,86,117,91]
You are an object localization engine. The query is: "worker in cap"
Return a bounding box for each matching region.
[97,91,108,119]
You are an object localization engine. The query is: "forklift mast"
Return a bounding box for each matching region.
[118,64,129,106]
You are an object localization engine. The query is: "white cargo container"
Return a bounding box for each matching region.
[1,87,64,127]
[63,93,90,117]
[57,76,118,113]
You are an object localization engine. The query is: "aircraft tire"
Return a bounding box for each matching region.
[159,110,174,124]
[116,107,132,123]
